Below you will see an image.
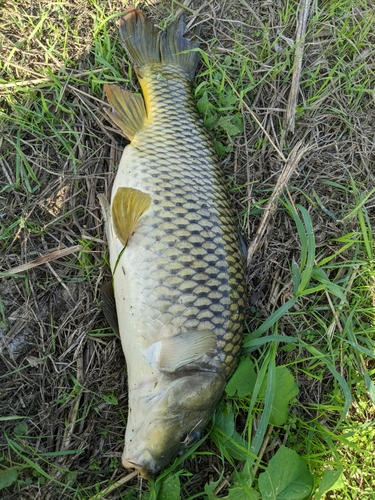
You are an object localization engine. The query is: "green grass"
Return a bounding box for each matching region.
[1,0,375,498]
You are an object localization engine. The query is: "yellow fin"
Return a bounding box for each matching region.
[157,330,217,373]
[112,187,151,246]
[104,85,146,140]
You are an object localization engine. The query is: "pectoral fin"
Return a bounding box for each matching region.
[112,187,151,247]
[104,85,146,140]
[157,330,217,373]
[102,281,119,336]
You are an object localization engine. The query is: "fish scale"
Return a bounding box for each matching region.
[113,68,245,369]
[101,7,246,478]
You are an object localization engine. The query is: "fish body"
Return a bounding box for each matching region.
[101,8,246,478]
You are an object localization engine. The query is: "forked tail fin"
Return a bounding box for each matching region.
[119,6,200,80]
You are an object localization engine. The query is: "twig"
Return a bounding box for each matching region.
[213,424,275,494]
[222,73,286,162]
[1,245,82,275]
[252,424,274,477]
[61,356,85,453]
[284,0,312,133]
[238,0,265,30]
[242,99,286,162]
[0,68,105,89]
[88,470,139,500]
[214,474,231,495]
[175,0,194,16]
[247,141,312,266]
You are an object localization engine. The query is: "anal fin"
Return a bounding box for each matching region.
[102,281,119,336]
[104,85,146,140]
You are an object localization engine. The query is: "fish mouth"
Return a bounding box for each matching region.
[123,450,161,479]
[123,460,151,480]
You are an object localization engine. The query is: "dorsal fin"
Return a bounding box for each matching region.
[112,187,151,247]
[104,85,147,140]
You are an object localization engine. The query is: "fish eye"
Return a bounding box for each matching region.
[187,431,200,445]
[180,431,200,446]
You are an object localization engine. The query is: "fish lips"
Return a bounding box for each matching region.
[123,370,226,476]
[122,428,184,478]
[122,423,202,478]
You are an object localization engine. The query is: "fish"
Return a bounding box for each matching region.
[99,7,246,478]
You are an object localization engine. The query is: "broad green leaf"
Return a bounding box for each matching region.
[270,366,299,426]
[196,91,212,115]
[228,485,260,499]
[296,285,327,296]
[0,466,22,490]
[214,140,226,157]
[214,403,235,438]
[102,393,118,405]
[217,115,243,136]
[213,404,249,461]
[204,478,221,499]
[13,422,28,436]
[324,282,348,303]
[344,341,375,359]
[158,474,181,500]
[258,446,314,500]
[315,468,344,499]
[226,358,257,397]
[205,112,218,130]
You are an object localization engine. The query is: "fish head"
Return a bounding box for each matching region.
[122,370,225,478]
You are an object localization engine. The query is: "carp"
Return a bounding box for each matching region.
[100,7,246,478]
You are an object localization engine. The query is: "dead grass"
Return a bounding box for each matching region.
[1,0,375,498]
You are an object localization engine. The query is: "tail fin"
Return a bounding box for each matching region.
[119,7,200,81]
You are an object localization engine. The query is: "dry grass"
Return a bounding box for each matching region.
[1,0,375,498]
